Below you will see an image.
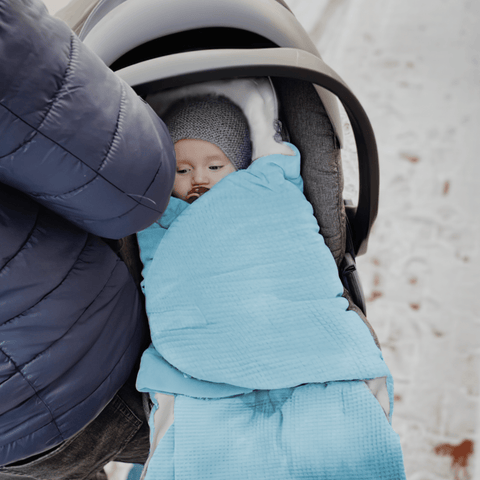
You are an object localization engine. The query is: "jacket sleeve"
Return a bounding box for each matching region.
[0,0,176,239]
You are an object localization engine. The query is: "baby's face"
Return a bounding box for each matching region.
[173,139,236,203]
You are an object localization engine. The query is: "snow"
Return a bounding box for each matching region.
[288,1,480,479]
[43,0,480,478]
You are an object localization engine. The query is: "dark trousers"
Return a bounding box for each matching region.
[0,380,150,480]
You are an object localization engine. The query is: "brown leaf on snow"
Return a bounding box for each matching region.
[400,152,420,163]
[434,439,474,480]
[373,274,381,286]
[443,181,450,195]
[367,291,383,302]
[409,277,418,285]
[410,303,420,310]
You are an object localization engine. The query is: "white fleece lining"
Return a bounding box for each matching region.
[364,377,390,418]
[146,77,294,160]
[140,393,174,480]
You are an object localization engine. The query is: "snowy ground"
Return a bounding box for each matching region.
[286,1,480,479]
[44,1,480,479]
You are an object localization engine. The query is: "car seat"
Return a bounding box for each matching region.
[60,0,379,317]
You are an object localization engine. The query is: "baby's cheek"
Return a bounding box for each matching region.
[173,174,183,190]
[173,177,188,200]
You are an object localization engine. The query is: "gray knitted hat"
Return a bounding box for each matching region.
[163,95,252,170]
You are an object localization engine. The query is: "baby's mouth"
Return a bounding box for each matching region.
[186,186,210,203]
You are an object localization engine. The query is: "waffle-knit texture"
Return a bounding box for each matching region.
[163,95,252,170]
[144,382,405,479]
[138,144,390,391]
[137,143,405,478]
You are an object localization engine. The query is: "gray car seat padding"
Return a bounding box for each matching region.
[274,77,346,265]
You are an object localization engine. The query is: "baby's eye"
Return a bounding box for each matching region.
[209,165,224,171]
[176,168,190,174]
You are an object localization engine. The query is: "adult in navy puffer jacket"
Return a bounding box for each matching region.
[0,0,176,476]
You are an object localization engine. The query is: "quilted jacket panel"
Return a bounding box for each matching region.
[0,0,175,466]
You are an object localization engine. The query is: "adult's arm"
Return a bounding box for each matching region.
[0,0,176,239]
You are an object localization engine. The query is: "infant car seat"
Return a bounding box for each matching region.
[60,0,379,317]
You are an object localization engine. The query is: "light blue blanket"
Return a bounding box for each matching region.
[137,144,406,479]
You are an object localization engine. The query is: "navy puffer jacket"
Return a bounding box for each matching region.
[0,0,175,466]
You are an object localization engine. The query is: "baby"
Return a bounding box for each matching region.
[136,94,406,480]
[164,95,252,203]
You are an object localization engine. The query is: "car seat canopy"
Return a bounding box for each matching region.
[79,0,319,64]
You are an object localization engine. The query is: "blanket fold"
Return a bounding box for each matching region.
[137,144,390,393]
[136,144,406,479]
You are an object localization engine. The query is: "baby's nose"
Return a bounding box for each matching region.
[192,170,209,185]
